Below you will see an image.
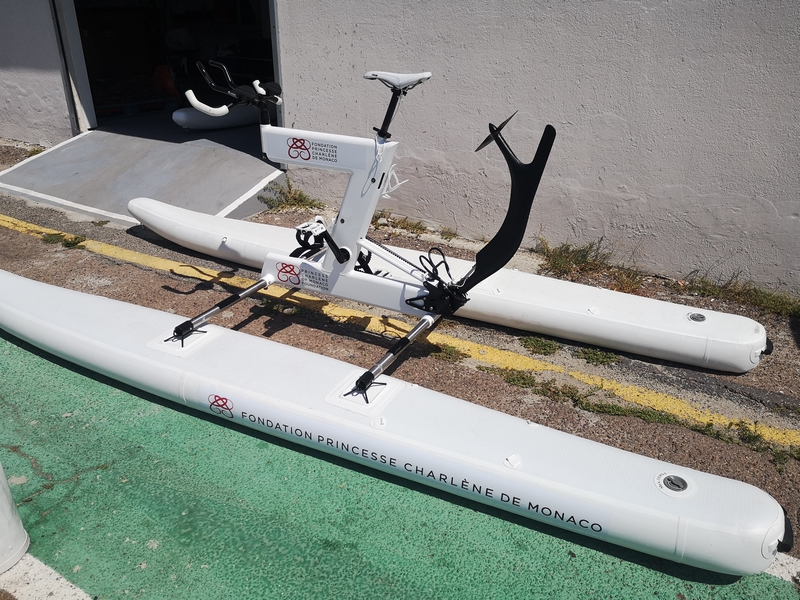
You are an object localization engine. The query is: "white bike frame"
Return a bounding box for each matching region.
[258,123,432,316]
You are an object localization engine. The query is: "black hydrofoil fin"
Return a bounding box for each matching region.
[459,117,556,294]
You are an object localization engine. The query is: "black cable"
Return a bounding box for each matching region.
[419,247,456,286]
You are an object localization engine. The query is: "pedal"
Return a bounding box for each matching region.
[295,218,327,237]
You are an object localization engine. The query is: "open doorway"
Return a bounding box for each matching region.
[73,0,276,122]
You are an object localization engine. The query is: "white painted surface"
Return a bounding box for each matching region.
[0,0,73,146]
[0,554,91,600]
[272,0,800,293]
[766,552,800,583]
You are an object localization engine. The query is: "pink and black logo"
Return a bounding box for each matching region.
[276,262,301,285]
[287,137,311,160]
[208,394,234,418]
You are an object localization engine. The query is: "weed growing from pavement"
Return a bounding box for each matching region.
[371,209,390,228]
[537,237,612,278]
[369,210,427,235]
[260,297,302,316]
[535,236,800,316]
[520,335,561,355]
[428,343,469,363]
[62,235,86,249]
[611,266,647,294]
[478,366,587,403]
[483,365,800,469]
[259,176,325,211]
[772,449,791,473]
[575,347,620,365]
[729,420,769,451]
[92,220,109,227]
[440,227,458,241]
[535,237,647,294]
[677,271,800,317]
[576,397,683,426]
[41,232,86,248]
[391,216,427,235]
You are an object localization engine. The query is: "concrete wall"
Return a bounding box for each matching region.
[0,0,72,146]
[273,0,799,293]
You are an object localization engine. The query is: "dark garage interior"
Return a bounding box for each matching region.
[74,0,275,121]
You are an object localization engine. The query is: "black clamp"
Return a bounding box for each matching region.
[406,280,468,316]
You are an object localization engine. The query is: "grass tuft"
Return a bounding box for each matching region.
[41,233,86,248]
[371,209,390,228]
[259,176,325,211]
[575,347,620,365]
[537,237,612,278]
[41,233,65,244]
[62,235,87,249]
[520,336,561,355]
[369,210,427,235]
[392,216,427,235]
[611,266,646,294]
[439,227,458,241]
[477,366,585,403]
[429,343,469,363]
[677,271,800,317]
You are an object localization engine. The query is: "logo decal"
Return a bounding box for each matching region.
[287,137,311,160]
[277,262,301,285]
[208,394,234,418]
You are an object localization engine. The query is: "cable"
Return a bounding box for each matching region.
[419,247,456,286]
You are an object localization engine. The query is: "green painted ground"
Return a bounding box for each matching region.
[1,331,796,600]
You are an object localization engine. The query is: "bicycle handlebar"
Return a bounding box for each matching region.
[184,60,282,117]
[185,89,230,117]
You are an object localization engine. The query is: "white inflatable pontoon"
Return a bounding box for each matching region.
[0,268,791,575]
[129,197,769,374]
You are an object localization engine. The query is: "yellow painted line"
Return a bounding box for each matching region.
[3,212,798,447]
[568,373,800,447]
[426,332,564,374]
[0,213,65,236]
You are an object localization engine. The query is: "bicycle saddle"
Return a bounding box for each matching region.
[364,71,431,91]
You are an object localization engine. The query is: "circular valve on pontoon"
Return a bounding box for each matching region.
[664,475,688,492]
[687,312,706,322]
[655,471,695,498]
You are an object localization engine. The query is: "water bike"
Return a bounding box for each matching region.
[0,68,790,578]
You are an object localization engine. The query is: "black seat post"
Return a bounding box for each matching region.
[374,87,403,140]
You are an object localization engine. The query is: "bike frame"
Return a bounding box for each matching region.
[262,126,395,266]
[183,63,553,322]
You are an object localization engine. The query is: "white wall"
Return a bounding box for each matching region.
[273,0,800,293]
[0,0,72,146]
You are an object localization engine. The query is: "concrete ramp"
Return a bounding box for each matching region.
[0,112,280,225]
